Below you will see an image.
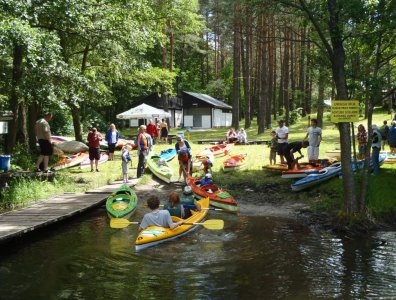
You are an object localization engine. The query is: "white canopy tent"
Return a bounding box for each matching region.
[116,103,171,120]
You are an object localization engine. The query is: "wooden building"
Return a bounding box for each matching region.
[131,92,183,128]
[182,91,232,128]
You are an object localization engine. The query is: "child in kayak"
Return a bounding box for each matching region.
[180,186,201,218]
[199,173,213,186]
[139,196,183,231]
[164,191,185,219]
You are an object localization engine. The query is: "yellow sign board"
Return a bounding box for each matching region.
[331,100,359,122]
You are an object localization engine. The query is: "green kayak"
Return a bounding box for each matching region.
[106,184,138,219]
[146,154,174,183]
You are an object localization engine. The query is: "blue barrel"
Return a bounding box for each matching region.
[0,155,11,171]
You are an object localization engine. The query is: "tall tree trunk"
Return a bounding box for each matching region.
[266,16,274,128]
[200,51,205,89]
[28,100,38,150]
[273,19,278,120]
[169,20,174,73]
[232,1,241,129]
[290,28,295,110]
[242,6,252,129]
[70,103,83,141]
[258,14,268,133]
[299,26,306,116]
[17,103,29,151]
[317,64,325,128]
[304,37,312,115]
[5,44,24,154]
[283,28,290,126]
[328,0,357,214]
[278,27,284,113]
[205,12,210,84]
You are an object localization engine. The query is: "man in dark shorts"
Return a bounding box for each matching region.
[87,127,103,172]
[285,140,309,170]
[35,112,53,173]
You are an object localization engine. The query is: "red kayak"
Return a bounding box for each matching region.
[51,152,89,170]
[196,143,234,159]
[223,154,247,172]
[186,176,238,212]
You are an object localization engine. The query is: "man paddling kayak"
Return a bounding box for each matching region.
[139,196,183,231]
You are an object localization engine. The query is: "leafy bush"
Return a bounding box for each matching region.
[10,142,36,171]
[289,109,302,125]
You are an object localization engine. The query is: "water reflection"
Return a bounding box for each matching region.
[0,210,395,299]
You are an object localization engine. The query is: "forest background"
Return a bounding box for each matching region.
[0,0,395,218]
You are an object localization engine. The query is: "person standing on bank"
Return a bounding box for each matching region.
[87,127,103,172]
[35,112,53,173]
[146,119,159,145]
[275,120,288,164]
[160,119,168,143]
[304,118,322,164]
[371,124,382,176]
[136,125,148,178]
[105,123,119,161]
[175,135,192,182]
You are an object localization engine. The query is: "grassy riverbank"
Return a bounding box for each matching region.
[1,109,395,225]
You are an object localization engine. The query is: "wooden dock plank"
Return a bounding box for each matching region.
[0,180,138,244]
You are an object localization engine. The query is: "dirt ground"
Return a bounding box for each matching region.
[132,178,310,219]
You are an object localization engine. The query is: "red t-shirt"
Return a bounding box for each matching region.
[146,123,158,138]
[87,131,102,148]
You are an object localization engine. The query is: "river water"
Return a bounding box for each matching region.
[0,207,395,299]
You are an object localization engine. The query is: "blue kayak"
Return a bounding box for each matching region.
[159,148,177,161]
[292,154,386,192]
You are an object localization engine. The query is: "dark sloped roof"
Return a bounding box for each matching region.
[183,91,232,109]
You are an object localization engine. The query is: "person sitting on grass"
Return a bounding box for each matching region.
[226,128,238,143]
[237,128,248,144]
[139,196,183,231]
[284,140,309,170]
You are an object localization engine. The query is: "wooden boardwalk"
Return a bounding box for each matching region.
[0,180,138,244]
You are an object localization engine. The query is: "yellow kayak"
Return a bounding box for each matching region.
[135,197,209,251]
[263,163,288,170]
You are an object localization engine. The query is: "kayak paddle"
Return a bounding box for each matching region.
[110,218,224,230]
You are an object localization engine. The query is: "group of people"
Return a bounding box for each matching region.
[269,118,322,170]
[145,119,169,144]
[358,120,396,157]
[226,128,248,144]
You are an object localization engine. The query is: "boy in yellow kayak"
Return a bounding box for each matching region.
[139,196,183,231]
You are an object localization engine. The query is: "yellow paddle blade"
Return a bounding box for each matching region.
[110,218,139,229]
[195,219,224,230]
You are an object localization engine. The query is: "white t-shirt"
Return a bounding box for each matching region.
[276,126,288,143]
[307,127,322,147]
[139,210,173,230]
